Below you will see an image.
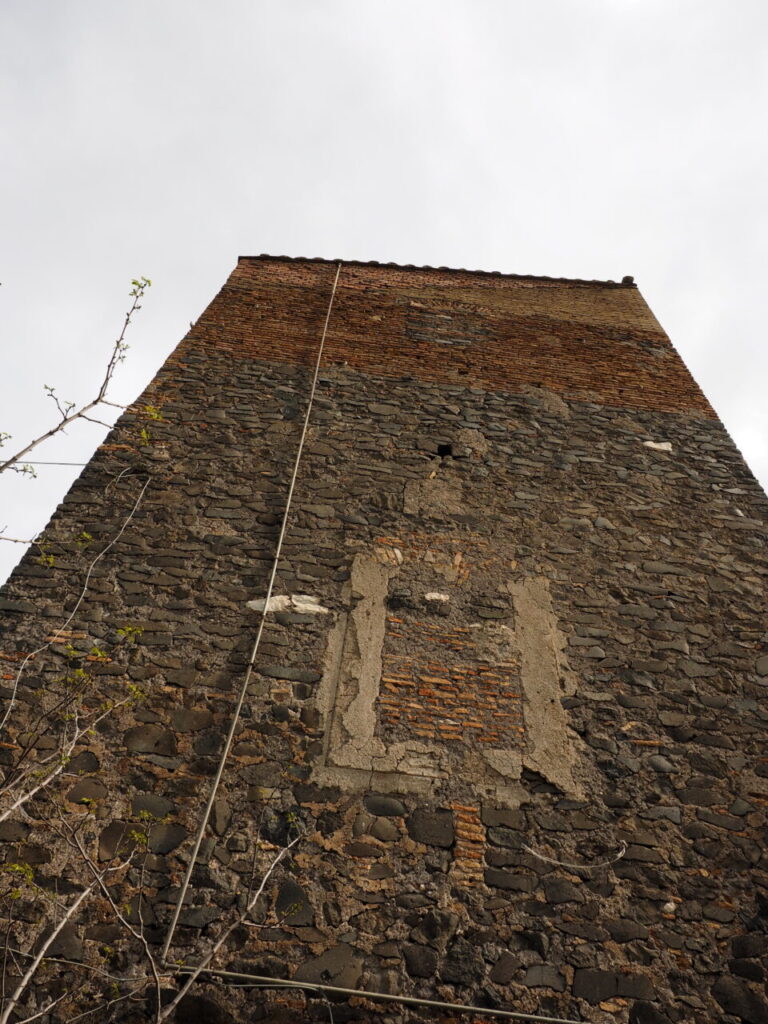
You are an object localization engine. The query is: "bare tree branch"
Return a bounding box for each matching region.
[0,878,97,1024]
[60,822,163,1024]
[0,278,151,476]
[0,472,151,732]
[158,833,302,1022]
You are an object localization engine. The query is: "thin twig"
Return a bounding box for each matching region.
[0,698,129,823]
[61,823,163,1023]
[0,473,151,733]
[14,990,68,1024]
[0,278,150,476]
[159,834,302,1021]
[66,989,137,1024]
[0,879,97,1024]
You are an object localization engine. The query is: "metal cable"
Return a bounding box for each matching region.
[161,261,343,960]
[175,966,588,1024]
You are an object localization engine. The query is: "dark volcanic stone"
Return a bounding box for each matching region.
[43,922,83,961]
[0,597,36,613]
[524,965,566,991]
[403,943,438,978]
[629,1004,673,1024]
[698,808,744,831]
[481,805,525,829]
[573,968,652,1003]
[258,665,322,683]
[370,817,399,841]
[732,934,767,958]
[123,724,176,755]
[178,905,223,927]
[618,974,655,1000]
[490,952,519,985]
[406,807,454,848]
[573,968,616,1003]
[68,750,100,773]
[0,820,29,841]
[294,943,363,988]
[487,826,524,848]
[175,994,229,1024]
[409,910,459,950]
[712,976,768,1024]
[276,878,314,926]
[484,868,536,892]
[171,708,214,732]
[345,840,380,858]
[99,821,135,861]
[440,939,485,986]
[66,777,108,804]
[544,878,584,904]
[132,792,174,818]
[230,955,288,980]
[607,918,650,942]
[363,794,406,817]
[396,893,433,909]
[730,959,765,981]
[148,822,187,854]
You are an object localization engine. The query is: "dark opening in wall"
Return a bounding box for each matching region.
[437,444,453,457]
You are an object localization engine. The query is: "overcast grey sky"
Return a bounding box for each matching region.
[1,0,767,583]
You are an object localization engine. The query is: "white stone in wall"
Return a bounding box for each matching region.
[246,594,330,614]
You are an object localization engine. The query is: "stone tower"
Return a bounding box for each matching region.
[1,257,767,1024]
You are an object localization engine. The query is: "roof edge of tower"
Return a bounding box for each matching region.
[238,254,636,289]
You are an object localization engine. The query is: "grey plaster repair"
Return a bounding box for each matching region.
[510,578,582,799]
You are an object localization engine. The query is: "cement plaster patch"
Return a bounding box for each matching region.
[509,578,582,798]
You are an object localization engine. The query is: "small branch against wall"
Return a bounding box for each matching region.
[0,471,151,733]
[158,832,303,1022]
[0,277,151,477]
[0,876,98,1024]
[53,814,164,1024]
[0,695,132,825]
[0,471,157,1018]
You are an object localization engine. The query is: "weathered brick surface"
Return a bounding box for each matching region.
[185,257,715,416]
[0,257,766,1023]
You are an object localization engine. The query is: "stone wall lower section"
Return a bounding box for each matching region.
[0,325,766,1023]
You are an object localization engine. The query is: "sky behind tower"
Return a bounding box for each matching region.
[1,0,767,582]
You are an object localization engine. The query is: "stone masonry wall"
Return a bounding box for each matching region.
[0,258,767,1024]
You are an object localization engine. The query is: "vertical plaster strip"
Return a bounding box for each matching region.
[510,578,582,799]
[319,554,392,769]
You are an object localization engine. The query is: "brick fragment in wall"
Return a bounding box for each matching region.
[0,256,766,1024]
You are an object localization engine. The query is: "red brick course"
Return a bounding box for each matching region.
[175,256,715,417]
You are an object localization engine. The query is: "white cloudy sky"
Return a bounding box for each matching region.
[1,0,767,583]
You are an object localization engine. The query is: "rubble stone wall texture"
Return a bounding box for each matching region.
[1,257,767,1024]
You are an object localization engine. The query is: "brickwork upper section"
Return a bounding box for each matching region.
[183,256,715,416]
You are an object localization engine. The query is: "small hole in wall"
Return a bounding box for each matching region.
[437,444,453,457]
